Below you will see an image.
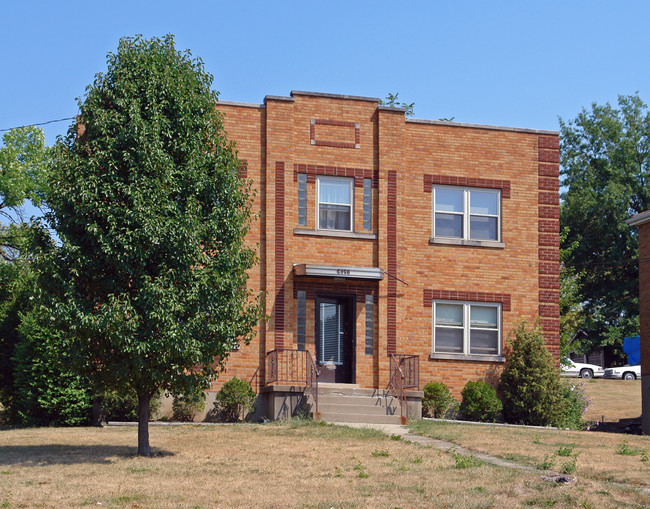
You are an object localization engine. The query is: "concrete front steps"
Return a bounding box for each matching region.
[309,383,404,425]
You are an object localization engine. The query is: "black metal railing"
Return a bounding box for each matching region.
[266,349,320,413]
[389,354,419,424]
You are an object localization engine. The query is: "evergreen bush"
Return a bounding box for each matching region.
[499,322,565,426]
[422,381,455,418]
[12,311,91,426]
[214,377,255,422]
[459,380,502,422]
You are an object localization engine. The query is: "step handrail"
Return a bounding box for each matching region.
[266,348,320,414]
[389,354,419,425]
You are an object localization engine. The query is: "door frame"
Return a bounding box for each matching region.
[315,293,356,384]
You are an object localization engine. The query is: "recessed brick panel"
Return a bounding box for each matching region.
[310,119,360,149]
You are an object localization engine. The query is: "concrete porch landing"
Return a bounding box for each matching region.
[262,383,422,423]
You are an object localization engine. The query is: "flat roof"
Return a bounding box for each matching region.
[216,90,559,135]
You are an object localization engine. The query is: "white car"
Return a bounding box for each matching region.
[604,363,641,380]
[560,358,605,379]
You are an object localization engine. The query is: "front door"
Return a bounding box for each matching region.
[315,296,354,383]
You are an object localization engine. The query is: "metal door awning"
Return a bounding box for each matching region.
[293,264,383,280]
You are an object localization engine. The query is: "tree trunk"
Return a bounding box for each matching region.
[137,392,152,456]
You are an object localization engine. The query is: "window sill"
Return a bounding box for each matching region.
[294,228,377,240]
[429,353,505,363]
[429,237,505,249]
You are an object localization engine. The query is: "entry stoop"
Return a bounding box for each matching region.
[308,383,403,425]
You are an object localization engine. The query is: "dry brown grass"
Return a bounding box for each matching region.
[0,421,649,508]
[580,378,641,422]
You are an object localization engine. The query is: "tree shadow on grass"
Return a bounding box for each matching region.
[0,444,174,466]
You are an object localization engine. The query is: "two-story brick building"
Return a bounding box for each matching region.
[207,90,560,420]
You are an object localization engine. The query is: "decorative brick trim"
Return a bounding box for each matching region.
[539,289,560,303]
[538,163,560,177]
[294,164,378,188]
[293,280,378,303]
[539,317,560,333]
[539,233,560,247]
[274,161,285,348]
[238,160,247,179]
[310,119,360,149]
[539,248,560,262]
[539,275,560,290]
[539,261,560,276]
[539,205,559,219]
[538,177,559,192]
[538,136,560,150]
[538,149,560,163]
[423,174,511,198]
[387,171,397,355]
[538,192,560,206]
[539,304,560,318]
[423,289,512,312]
[538,219,560,233]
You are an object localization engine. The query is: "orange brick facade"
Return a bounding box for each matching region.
[210,91,560,399]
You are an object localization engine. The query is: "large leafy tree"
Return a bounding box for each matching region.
[44,35,262,455]
[0,126,49,259]
[560,94,650,353]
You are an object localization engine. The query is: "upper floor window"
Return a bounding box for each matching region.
[318,177,353,231]
[433,186,500,241]
[433,301,501,356]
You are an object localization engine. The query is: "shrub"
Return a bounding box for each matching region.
[499,322,565,426]
[172,389,206,422]
[556,380,589,430]
[98,389,161,422]
[422,381,455,418]
[214,377,256,422]
[11,311,91,426]
[459,380,502,422]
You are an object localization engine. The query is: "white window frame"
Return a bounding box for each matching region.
[432,300,502,357]
[432,186,501,242]
[317,176,354,232]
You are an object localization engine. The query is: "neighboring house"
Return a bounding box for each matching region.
[208,90,560,419]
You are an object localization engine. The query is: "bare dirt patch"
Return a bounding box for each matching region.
[1,421,649,508]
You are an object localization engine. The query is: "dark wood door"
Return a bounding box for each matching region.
[315,296,354,383]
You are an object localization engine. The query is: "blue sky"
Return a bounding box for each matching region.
[2,1,649,145]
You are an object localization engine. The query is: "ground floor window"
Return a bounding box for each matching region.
[433,301,500,356]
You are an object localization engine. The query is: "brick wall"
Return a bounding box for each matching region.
[213,92,560,398]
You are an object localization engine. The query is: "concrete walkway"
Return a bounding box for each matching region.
[336,422,544,472]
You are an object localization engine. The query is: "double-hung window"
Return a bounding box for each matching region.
[433,301,501,356]
[433,186,500,241]
[318,177,353,231]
